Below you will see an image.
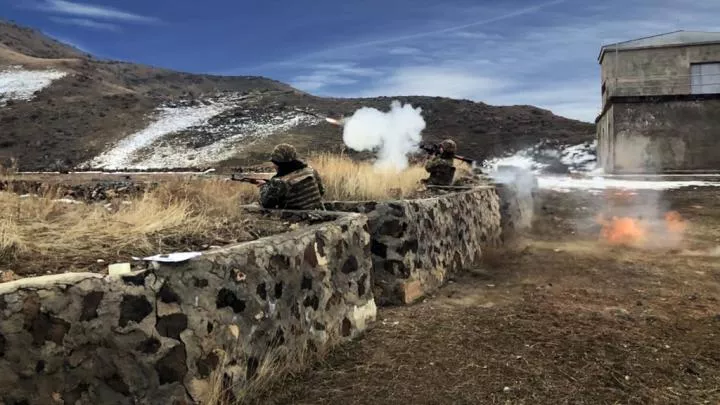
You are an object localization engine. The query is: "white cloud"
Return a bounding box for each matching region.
[450,31,503,40]
[357,66,509,100]
[49,16,120,31]
[262,0,720,123]
[291,72,359,91]
[487,82,603,122]
[37,0,159,24]
[289,62,382,91]
[388,46,422,55]
[243,0,568,71]
[311,63,382,77]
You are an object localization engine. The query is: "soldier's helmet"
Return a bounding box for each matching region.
[270,143,298,163]
[440,139,457,154]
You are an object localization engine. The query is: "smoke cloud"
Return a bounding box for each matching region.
[342,100,426,171]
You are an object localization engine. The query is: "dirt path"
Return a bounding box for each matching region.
[248,188,720,405]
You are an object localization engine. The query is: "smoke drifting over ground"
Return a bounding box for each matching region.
[594,189,687,250]
[342,100,425,171]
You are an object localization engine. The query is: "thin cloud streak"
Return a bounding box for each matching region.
[38,0,159,24]
[243,0,567,71]
[49,16,120,31]
[288,0,720,122]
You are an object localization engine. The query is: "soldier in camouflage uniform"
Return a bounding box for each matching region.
[422,139,457,186]
[258,144,325,210]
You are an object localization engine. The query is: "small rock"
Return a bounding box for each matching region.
[503,386,511,393]
[605,306,630,319]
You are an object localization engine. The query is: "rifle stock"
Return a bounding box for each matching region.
[230,173,274,185]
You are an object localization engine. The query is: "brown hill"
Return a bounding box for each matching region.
[0,20,594,171]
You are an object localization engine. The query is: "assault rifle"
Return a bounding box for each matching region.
[229,172,274,185]
[418,142,475,165]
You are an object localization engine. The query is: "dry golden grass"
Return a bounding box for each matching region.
[0,154,443,275]
[454,159,474,179]
[204,332,340,405]
[0,177,258,275]
[309,153,427,201]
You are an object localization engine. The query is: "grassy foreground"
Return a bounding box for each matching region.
[0,178,260,276]
[0,154,462,278]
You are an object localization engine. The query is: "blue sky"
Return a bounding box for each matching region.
[3,0,720,122]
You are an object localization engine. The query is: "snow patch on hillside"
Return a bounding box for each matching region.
[85,97,241,169]
[483,140,720,192]
[0,66,67,106]
[483,140,597,174]
[132,113,319,168]
[538,176,720,192]
[83,94,323,170]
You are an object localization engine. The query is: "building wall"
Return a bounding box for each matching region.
[596,105,614,170]
[600,43,720,104]
[608,98,720,173]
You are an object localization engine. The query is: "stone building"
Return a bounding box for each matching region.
[596,30,720,173]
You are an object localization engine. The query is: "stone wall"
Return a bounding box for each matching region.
[325,186,502,306]
[0,210,376,405]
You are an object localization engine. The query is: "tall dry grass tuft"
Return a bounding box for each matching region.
[0,177,259,272]
[309,153,426,201]
[205,339,329,405]
[0,158,19,178]
[454,160,474,179]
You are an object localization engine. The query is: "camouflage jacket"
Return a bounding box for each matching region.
[423,156,456,186]
[259,167,325,209]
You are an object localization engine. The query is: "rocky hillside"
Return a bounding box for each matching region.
[0,20,595,171]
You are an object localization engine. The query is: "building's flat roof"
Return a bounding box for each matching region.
[598,30,720,62]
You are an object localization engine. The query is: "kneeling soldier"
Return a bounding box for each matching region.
[422,139,457,186]
[259,143,325,210]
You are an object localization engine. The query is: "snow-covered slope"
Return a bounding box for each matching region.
[483,140,597,174]
[0,66,67,106]
[84,96,239,169]
[482,140,720,191]
[81,93,323,170]
[538,176,720,192]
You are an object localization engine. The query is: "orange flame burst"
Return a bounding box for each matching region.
[598,215,647,246]
[597,210,687,247]
[664,210,687,234]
